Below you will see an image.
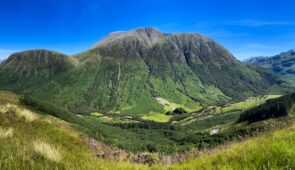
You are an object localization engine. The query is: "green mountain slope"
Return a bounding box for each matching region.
[0,28,287,115]
[245,49,295,82]
[0,50,78,91]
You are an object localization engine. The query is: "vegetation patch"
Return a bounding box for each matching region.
[142,112,173,122]
[161,122,295,169]
[90,112,103,116]
[16,108,38,122]
[0,127,13,138]
[238,94,295,123]
[165,108,187,115]
[33,141,62,162]
[0,91,20,104]
[156,97,199,113]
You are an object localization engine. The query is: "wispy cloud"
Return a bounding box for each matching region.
[225,20,295,27]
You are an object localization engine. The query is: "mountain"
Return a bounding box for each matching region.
[244,49,295,81]
[243,56,268,64]
[0,28,287,115]
[1,50,76,76]
[0,50,77,91]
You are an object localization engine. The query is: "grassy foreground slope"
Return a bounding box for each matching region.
[0,91,147,170]
[162,123,295,169]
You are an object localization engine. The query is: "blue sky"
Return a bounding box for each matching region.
[0,0,295,60]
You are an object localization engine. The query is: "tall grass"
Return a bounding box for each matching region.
[158,123,295,169]
[0,127,13,138]
[33,141,62,162]
[16,108,38,122]
[0,94,149,169]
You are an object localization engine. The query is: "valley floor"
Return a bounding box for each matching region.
[1,91,295,169]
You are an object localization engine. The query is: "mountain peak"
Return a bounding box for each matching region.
[133,27,162,34]
[92,27,165,48]
[0,49,75,77]
[6,49,68,62]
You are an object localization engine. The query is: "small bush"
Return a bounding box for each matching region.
[166,108,187,115]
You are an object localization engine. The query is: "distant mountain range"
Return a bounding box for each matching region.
[0,27,289,115]
[244,49,295,81]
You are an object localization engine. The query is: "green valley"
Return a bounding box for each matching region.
[2,90,295,169]
[1,28,295,170]
[2,0,295,169]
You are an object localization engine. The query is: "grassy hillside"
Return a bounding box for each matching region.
[0,91,147,169]
[161,121,295,169]
[2,91,295,169]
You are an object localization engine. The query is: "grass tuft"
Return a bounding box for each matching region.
[0,127,13,138]
[16,108,38,122]
[33,141,62,162]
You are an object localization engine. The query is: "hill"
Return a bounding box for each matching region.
[0,28,287,115]
[244,49,295,82]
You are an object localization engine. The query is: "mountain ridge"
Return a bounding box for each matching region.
[244,48,295,81]
[0,27,288,115]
